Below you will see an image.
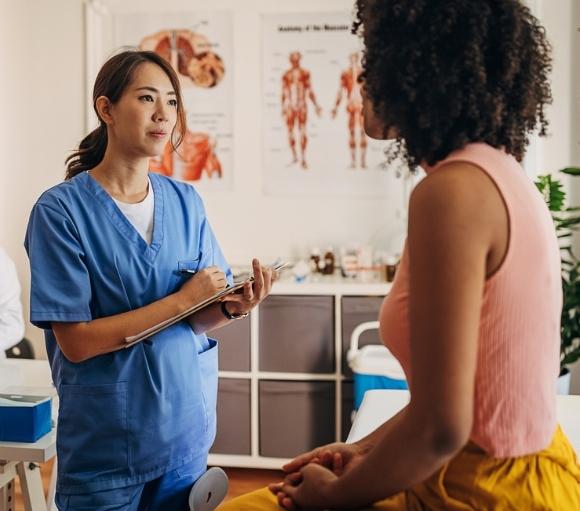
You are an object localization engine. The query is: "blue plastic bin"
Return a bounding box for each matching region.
[0,393,52,442]
[347,321,407,410]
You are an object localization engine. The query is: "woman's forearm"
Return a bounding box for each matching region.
[333,406,463,508]
[188,302,230,334]
[52,291,191,363]
[353,405,409,453]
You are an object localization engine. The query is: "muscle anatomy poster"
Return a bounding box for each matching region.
[262,12,402,197]
[112,11,233,190]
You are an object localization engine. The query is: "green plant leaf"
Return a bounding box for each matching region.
[558,218,580,228]
[537,170,580,373]
[561,167,580,176]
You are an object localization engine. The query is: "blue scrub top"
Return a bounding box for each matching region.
[24,172,233,494]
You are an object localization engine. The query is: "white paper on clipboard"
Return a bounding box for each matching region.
[124,261,288,348]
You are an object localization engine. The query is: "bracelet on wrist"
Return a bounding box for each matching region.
[220,301,249,320]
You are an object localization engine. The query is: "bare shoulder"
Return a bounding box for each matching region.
[410,161,504,232]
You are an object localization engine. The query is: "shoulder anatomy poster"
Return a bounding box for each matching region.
[112,11,233,190]
[262,12,402,197]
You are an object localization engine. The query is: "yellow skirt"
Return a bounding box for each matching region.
[218,425,580,510]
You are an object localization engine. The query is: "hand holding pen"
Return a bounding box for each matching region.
[178,266,228,306]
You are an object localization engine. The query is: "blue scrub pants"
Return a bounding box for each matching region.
[55,461,205,511]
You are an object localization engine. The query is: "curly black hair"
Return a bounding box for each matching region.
[353,0,552,169]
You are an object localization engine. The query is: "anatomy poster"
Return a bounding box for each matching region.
[262,12,403,197]
[112,11,233,190]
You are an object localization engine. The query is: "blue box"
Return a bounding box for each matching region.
[0,393,52,442]
[354,373,408,410]
[348,345,408,411]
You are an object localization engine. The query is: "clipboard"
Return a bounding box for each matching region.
[124,261,288,348]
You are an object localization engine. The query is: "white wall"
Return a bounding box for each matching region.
[539,0,573,172]
[1,0,85,356]
[534,1,578,394]
[1,0,577,375]
[1,0,407,356]
[537,0,580,395]
[186,0,407,265]
[569,0,580,394]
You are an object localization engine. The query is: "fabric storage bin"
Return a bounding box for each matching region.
[260,296,334,373]
[341,296,383,375]
[209,315,251,371]
[210,378,251,455]
[259,380,335,458]
[341,381,355,442]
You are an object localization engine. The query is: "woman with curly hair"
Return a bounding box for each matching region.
[219,0,580,509]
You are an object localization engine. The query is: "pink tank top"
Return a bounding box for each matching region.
[380,143,561,457]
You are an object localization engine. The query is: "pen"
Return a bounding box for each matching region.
[179,269,197,275]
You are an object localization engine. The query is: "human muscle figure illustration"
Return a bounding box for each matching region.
[331,52,367,169]
[281,52,322,169]
[140,29,225,88]
[141,29,224,181]
[149,130,222,181]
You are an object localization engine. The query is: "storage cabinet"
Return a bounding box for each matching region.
[211,316,251,372]
[259,296,334,373]
[341,381,355,442]
[210,378,251,455]
[207,278,390,469]
[259,381,335,458]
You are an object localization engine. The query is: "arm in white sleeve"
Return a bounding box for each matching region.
[0,249,25,352]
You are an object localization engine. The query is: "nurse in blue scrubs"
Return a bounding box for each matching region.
[25,50,274,510]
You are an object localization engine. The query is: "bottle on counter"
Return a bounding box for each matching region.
[386,255,399,282]
[310,247,321,274]
[340,247,358,279]
[323,246,335,275]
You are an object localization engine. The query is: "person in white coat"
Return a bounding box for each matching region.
[0,247,25,358]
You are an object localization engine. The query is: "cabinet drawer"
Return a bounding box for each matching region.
[259,380,335,458]
[211,378,251,455]
[210,315,251,371]
[260,296,334,373]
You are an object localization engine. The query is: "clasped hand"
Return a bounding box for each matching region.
[269,442,365,510]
